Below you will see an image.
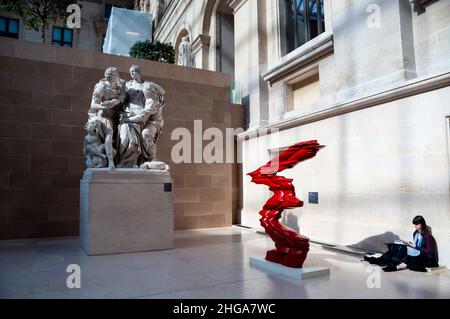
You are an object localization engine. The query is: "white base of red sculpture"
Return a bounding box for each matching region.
[80,168,174,255]
[249,256,330,280]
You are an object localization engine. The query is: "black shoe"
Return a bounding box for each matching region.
[363,256,372,262]
[364,256,378,264]
[382,263,397,272]
[407,264,427,272]
[364,256,387,266]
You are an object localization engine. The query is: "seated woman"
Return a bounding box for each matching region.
[364,215,439,272]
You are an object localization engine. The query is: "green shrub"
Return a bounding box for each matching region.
[129,40,175,64]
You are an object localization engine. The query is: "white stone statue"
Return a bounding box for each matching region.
[84,119,107,168]
[137,0,160,26]
[178,36,195,68]
[84,65,166,170]
[141,80,165,164]
[138,0,151,13]
[116,64,167,170]
[85,67,126,169]
[149,0,160,25]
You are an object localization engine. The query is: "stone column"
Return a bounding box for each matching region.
[192,34,211,69]
[228,0,269,129]
[332,0,417,101]
[265,0,283,67]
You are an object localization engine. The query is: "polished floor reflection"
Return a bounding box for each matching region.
[1,227,449,298]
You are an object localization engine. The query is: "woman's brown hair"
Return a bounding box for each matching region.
[413,215,429,234]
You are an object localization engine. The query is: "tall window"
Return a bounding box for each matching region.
[0,16,19,39]
[284,0,325,53]
[52,26,73,47]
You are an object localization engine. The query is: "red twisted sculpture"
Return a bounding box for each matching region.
[247,140,325,268]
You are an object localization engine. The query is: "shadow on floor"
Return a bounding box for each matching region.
[349,231,402,254]
[174,231,263,249]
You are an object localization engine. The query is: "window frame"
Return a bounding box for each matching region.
[51,26,73,47]
[0,16,20,39]
[446,116,450,166]
[283,0,325,53]
[411,0,440,15]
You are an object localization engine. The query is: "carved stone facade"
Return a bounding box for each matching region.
[154,0,235,79]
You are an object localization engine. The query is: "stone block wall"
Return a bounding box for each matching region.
[0,38,244,239]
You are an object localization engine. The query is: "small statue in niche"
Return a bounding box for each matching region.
[84,119,107,168]
[178,36,195,68]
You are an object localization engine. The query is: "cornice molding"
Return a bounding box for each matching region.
[192,34,211,52]
[263,32,334,86]
[238,71,450,141]
[226,0,248,13]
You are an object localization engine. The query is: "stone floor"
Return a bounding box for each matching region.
[1,226,450,299]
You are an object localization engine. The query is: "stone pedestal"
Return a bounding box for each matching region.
[249,257,330,280]
[80,168,174,255]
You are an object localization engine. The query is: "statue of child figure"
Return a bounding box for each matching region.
[84,120,107,168]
